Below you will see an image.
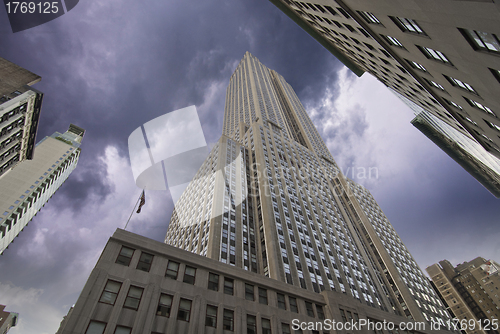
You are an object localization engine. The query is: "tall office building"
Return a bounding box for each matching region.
[427,258,500,334]
[165,52,451,326]
[0,124,85,255]
[0,57,43,177]
[269,0,500,197]
[0,304,18,333]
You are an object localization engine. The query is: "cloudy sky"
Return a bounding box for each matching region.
[0,0,499,333]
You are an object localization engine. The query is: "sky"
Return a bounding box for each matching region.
[0,0,499,333]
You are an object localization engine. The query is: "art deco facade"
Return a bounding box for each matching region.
[269,0,500,197]
[427,258,500,334]
[0,124,84,255]
[0,57,43,177]
[165,52,452,326]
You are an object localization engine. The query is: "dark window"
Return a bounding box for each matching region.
[165,261,179,279]
[464,98,497,117]
[277,293,286,310]
[224,277,234,295]
[177,298,192,321]
[114,326,131,334]
[99,280,121,305]
[136,252,153,272]
[405,59,427,72]
[245,283,255,300]
[357,11,380,24]
[289,297,298,313]
[205,305,218,327]
[282,323,291,334]
[305,301,315,317]
[390,17,426,35]
[339,308,348,322]
[444,75,478,94]
[156,294,172,317]
[383,35,405,49]
[116,246,134,266]
[123,286,143,310]
[262,318,272,334]
[183,266,196,285]
[259,287,268,304]
[459,28,500,53]
[223,309,234,331]
[208,272,219,291]
[337,7,350,19]
[85,321,106,334]
[247,315,257,334]
[324,6,336,16]
[316,304,325,320]
[417,46,453,65]
[489,68,500,83]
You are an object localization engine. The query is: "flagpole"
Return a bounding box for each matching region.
[124,191,142,230]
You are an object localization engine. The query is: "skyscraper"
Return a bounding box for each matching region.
[0,124,85,255]
[268,0,500,197]
[165,52,451,325]
[0,57,43,178]
[427,258,500,333]
[0,304,18,333]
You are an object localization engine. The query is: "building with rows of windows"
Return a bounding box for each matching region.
[0,124,84,255]
[269,0,500,197]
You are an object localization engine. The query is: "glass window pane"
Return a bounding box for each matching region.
[86,321,106,334]
[128,286,143,299]
[114,326,131,334]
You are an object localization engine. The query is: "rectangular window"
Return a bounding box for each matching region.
[223,309,234,331]
[114,326,131,334]
[208,272,219,291]
[277,293,286,310]
[444,75,478,94]
[357,11,380,24]
[165,261,179,279]
[259,287,268,304]
[424,78,446,91]
[443,98,463,110]
[262,318,271,334]
[224,277,234,295]
[289,297,298,313]
[417,46,453,65]
[405,59,427,72]
[384,35,405,48]
[177,298,192,321]
[99,280,121,305]
[85,321,106,334]
[390,17,426,35]
[305,301,315,317]
[485,120,500,132]
[116,246,134,266]
[123,286,143,310]
[464,98,497,117]
[316,304,325,320]
[156,294,173,317]
[247,315,257,334]
[183,266,196,285]
[460,28,500,53]
[136,252,153,272]
[282,323,291,334]
[205,305,218,327]
[245,283,255,300]
[490,68,500,83]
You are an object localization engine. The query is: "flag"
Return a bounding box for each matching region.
[136,191,145,213]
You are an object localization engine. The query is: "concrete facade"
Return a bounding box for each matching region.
[0,305,18,334]
[269,0,500,197]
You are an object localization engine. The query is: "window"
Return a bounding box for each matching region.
[123,286,143,310]
[116,246,134,266]
[289,297,298,313]
[99,280,121,305]
[460,28,500,53]
[282,323,291,334]
[484,120,500,132]
[424,78,446,91]
[85,321,106,334]
[156,294,173,317]
[262,318,272,334]
[384,35,405,48]
[305,301,315,317]
[443,98,463,110]
[490,68,500,83]
[444,75,478,94]
[114,326,131,334]
[406,59,427,72]
[205,305,218,327]
[417,46,453,65]
[247,315,257,334]
[259,287,268,304]
[464,98,497,117]
[165,261,179,279]
[177,298,192,321]
[183,266,196,285]
[223,309,234,331]
[136,252,153,272]
[224,277,234,295]
[245,283,255,300]
[208,272,219,291]
[277,293,286,310]
[357,11,380,24]
[316,304,325,320]
[390,17,426,35]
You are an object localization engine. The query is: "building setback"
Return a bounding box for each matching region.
[427,258,500,334]
[0,124,85,255]
[268,0,500,197]
[0,304,18,333]
[0,57,43,178]
[164,52,452,326]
